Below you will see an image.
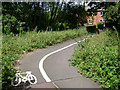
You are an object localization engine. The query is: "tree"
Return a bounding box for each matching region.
[61,2,87,29]
[47,2,62,30]
[2,1,88,34]
[104,2,120,30]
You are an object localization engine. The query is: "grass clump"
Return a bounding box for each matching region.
[2,28,88,88]
[69,29,120,89]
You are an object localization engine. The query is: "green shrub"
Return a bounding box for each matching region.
[69,30,120,89]
[86,25,98,33]
[58,23,65,30]
[97,22,104,29]
[2,14,25,34]
[2,28,88,89]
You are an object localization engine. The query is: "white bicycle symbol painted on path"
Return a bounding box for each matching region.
[11,71,37,86]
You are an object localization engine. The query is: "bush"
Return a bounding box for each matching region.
[97,22,104,29]
[104,3,120,30]
[2,14,25,34]
[86,25,98,33]
[58,23,65,30]
[69,30,120,89]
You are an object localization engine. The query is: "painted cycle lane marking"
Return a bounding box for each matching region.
[39,35,94,82]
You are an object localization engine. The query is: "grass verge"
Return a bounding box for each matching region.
[69,29,120,89]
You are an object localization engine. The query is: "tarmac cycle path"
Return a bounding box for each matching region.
[19,36,102,89]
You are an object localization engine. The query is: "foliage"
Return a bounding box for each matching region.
[47,2,63,30]
[97,22,104,29]
[69,30,120,89]
[86,25,98,33]
[2,2,49,32]
[2,14,25,34]
[2,2,87,33]
[104,2,120,30]
[2,28,88,89]
[61,2,87,28]
[92,16,94,24]
[57,23,66,30]
[88,2,116,11]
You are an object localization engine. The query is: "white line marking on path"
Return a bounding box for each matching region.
[39,35,94,82]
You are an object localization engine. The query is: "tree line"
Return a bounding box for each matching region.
[2,1,120,34]
[2,2,87,34]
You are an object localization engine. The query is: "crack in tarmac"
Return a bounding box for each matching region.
[51,75,83,82]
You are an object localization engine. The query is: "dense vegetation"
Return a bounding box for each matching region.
[1,1,120,89]
[2,2,120,34]
[69,29,120,89]
[2,2,87,34]
[104,2,120,30]
[2,28,88,89]
[1,2,88,88]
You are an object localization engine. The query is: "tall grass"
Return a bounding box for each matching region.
[0,32,2,90]
[2,28,88,88]
[69,29,120,89]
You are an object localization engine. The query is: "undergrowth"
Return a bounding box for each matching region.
[69,29,120,89]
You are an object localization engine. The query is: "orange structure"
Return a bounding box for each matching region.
[87,10,104,25]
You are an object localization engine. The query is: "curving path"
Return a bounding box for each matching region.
[19,36,102,89]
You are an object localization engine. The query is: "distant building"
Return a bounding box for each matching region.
[87,9,104,25]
